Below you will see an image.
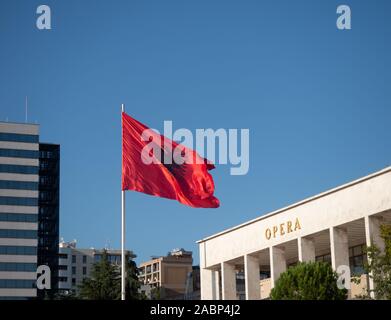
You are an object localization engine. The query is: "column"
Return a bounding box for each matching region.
[200,268,220,300]
[365,215,385,298]
[330,226,350,298]
[298,237,316,262]
[244,254,260,300]
[330,227,349,270]
[213,270,221,300]
[199,241,220,300]
[221,262,237,300]
[270,246,286,288]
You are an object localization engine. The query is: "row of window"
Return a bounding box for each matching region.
[0,148,38,159]
[0,133,39,143]
[0,212,38,223]
[94,254,121,264]
[0,279,36,288]
[0,164,39,175]
[0,229,37,239]
[0,246,37,255]
[0,197,38,206]
[0,262,37,272]
[71,266,87,275]
[39,151,58,159]
[0,180,38,190]
[58,277,80,286]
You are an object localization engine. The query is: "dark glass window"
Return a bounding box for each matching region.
[0,197,38,206]
[0,213,38,223]
[316,253,332,264]
[0,246,37,255]
[0,164,39,174]
[83,255,87,264]
[349,244,367,275]
[83,266,87,275]
[0,262,37,272]
[0,279,36,288]
[0,149,39,159]
[72,266,76,275]
[71,278,76,285]
[0,133,39,143]
[59,254,68,259]
[0,180,38,190]
[0,229,37,239]
[72,255,76,263]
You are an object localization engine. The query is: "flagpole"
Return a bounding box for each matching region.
[121,103,126,301]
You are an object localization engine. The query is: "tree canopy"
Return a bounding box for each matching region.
[270,261,347,300]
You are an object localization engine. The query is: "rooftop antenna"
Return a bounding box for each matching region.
[25,96,28,123]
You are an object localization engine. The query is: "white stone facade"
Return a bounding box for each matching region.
[198,166,391,300]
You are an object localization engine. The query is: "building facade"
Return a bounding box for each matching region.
[139,248,194,299]
[37,143,60,298]
[58,240,134,294]
[0,122,40,299]
[0,121,60,300]
[198,166,391,300]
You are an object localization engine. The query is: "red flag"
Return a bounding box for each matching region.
[121,112,220,208]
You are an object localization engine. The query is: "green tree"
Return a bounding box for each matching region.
[79,250,120,300]
[270,261,347,300]
[78,250,143,300]
[361,224,391,299]
[123,258,144,300]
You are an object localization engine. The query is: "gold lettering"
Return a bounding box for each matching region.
[265,228,271,240]
[287,221,293,233]
[273,226,278,238]
[280,223,285,236]
[294,218,301,231]
[265,218,302,240]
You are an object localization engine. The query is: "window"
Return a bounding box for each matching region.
[0,197,38,206]
[58,277,68,282]
[83,255,87,264]
[59,253,68,259]
[0,180,38,190]
[58,265,67,271]
[316,253,332,264]
[72,266,76,275]
[0,279,36,288]
[0,262,37,272]
[0,164,39,175]
[0,133,39,143]
[71,278,76,285]
[72,255,76,263]
[0,229,37,239]
[0,213,38,223]
[349,244,367,275]
[0,246,37,255]
[83,267,87,275]
[0,148,38,159]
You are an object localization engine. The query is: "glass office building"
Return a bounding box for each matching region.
[0,122,60,300]
[37,143,60,299]
[0,122,40,299]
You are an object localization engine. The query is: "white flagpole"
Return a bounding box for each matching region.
[121,103,126,301]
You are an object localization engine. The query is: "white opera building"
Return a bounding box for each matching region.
[197,166,391,300]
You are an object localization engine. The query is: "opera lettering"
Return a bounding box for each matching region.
[265,218,301,240]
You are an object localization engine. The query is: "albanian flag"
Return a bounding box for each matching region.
[121,112,220,208]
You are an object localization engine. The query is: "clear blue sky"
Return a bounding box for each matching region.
[1,0,391,264]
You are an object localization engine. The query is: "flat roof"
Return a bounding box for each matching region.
[197,165,391,244]
[0,120,39,126]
